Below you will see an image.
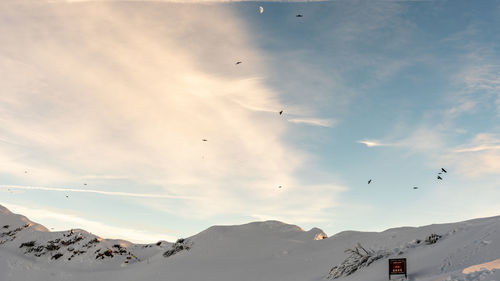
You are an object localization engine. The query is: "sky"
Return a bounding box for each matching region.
[0,0,499,243]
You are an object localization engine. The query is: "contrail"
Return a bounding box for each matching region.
[0,184,200,200]
[454,145,500,153]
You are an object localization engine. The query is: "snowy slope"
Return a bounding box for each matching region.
[1,204,499,281]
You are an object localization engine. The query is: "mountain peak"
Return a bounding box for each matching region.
[0,204,48,232]
[0,204,11,215]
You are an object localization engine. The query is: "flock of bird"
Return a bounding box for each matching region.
[437,167,447,180]
[206,7,451,191]
[367,167,448,190]
[12,8,450,199]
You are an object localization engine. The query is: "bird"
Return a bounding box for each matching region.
[235,61,242,65]
[413,186,418,189]
[65,195,69,198]
[438,172,442,175]
[279,110,283,115]
[202,139,207,142]
[437,175,443,180]
[24,171,27,174]
[296,14,303,17]
[441,168,447,173]
[368,179,372,184]
[278,185,282,189]
[84,183,87,185]
[259,6,264,14]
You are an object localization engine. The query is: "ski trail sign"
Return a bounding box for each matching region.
[389,258,407,279]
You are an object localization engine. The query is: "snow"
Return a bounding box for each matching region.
[1,204,499,281]
[463,258,500,274]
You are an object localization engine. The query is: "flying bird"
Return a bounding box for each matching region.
[259,6,264,14]
[202,139,207,142]
[441,168,447,173]
[235,61,242,65]
[437,175,443,180]
[65,195,69,198]
[296,14,303,17]
[278,185,282,189]
[368,179,372,184]
[279,110,283,115]
[413,186,418,189]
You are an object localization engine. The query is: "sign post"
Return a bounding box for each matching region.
[388,258,407,280]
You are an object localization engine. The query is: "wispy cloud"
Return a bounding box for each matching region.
[358,127,445,153]
[454,145,500,153]
[462,64,500,94]
[0,1,341,225]
[81,174,131,180]
[287,118,336,128]
[357,140,393,147]
[0,184,200,200]
[361,129,500,177]
[444,151,500,177]
[454,134,500,152]
[460,63,500,114]
[445,99,478,118]
[445,134,500,177]
[449,38,500,116]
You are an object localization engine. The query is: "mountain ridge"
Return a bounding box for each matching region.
[1,204,499,281]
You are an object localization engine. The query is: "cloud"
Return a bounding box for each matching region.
[1,203,176,243]
[0,1,341,225]
[445,99,478,117]
[445,134,500,177]
[434,24,500,177]
[81,174,130,180]
[462,64,500,95]
[448,152,500,177]
[0,184,200,200]
[357,140,392,147]
[358,127,445,153]
[287,118,336,128]
[448,39,500,116]
[360,129,500,177]
[460,63,500,114]
[454,145,500,153]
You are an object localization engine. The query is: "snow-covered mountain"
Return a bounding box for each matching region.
[1,204,499,281]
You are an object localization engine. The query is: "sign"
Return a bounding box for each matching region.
[389,258,407,279]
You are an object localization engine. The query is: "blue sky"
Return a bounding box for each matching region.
[0,0,499,243]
